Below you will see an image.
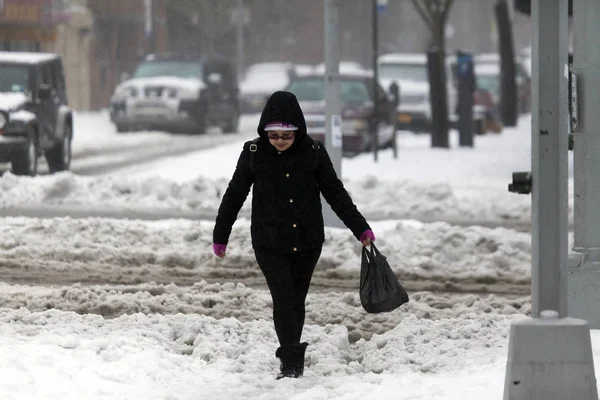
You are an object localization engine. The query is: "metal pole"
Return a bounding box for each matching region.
[144,0,154,54]
[236,0,245,82]
[530,0,569,317]
[568,0,600,327]
[371,0,379,162]
[503,3,597,398]
[573,2,600,254]
[323,0,343,228]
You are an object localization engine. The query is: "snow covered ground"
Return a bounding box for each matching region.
[0,111,588,399]
[0,300,530,400]
[0,112,563,223]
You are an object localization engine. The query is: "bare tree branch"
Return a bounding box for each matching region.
[410,0,433,29]
[424,0,436,17]
[441,0,456,21]
[167,0,238,51]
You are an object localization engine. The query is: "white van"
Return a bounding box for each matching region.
[377,53,458,133]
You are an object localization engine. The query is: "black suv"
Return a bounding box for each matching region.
[0,51,73,176]
[110,53,240,134]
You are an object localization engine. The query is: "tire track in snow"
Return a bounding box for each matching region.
[0,257,530,296]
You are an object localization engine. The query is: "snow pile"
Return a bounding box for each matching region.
[0,281,531,343]
[0,111,574,224]
[0,217,534,289]
[0,172,230,211]
[0,170,535,222]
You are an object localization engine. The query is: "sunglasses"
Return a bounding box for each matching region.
[267,132,295,141]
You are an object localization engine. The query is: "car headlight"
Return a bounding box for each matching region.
[0,111,9,129]
[115,85,138,98]
[178,88,200,100]
[342,119,369,132]
[400,93,427,104]
[351,119,369,129]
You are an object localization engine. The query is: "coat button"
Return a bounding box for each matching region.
[289,199,293,203]
[293,247,297,252]
[293,224,297,228]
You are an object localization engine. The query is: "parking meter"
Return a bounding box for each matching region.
[389,81,400,108]
[456,50,476,147]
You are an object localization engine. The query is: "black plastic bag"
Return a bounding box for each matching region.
[360,243,409,313]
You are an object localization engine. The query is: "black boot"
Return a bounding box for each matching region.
[275,342,308,380]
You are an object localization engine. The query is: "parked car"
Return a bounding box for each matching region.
[285,71,396,155]
[0,51,73,176]
[377,53,458,133]
[239,62,294,114]
[110,53,240,134]
[473,53,532,114]
[472,80,503,134]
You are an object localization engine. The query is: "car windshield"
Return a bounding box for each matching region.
[0,65,29,93]
[133,61,203,79]
[378,63,428,82]
[287,78,371,102]
[477,74,499,96]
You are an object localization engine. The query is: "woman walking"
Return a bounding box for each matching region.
[212,91,375,379]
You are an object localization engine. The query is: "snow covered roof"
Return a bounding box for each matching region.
[474,53,501,64]
[0,93,28,111]
[378,53,427,65]
[313,61,370,75]
[239,62,292,94]
[475,63,500,76]
[0,51,58,64]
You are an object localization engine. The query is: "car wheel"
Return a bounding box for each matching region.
[116,123,129,133]
[191,113,207,134]
[11,128,38,176]
[223,115,239,134]
[46,124,72,173]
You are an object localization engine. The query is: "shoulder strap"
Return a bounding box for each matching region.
[249,137,260,152]
[248,137,260,173]
[312,139,320,164]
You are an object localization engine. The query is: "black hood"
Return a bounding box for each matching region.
[257,91,307,144]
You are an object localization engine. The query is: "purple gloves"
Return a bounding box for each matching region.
[360,230,376,245]
[213,243,227,257]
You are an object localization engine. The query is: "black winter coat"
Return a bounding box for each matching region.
[213,91,370,254]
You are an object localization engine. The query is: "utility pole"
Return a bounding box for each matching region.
[323,0,343,228]
[528,0,568,319]
[569,0,600,328]
[371,0,380,162]
[235,0,245,82]
[144,0,154,54]
[504,1,597,398]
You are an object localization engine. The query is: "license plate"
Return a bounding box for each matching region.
[136,101,164,108]
[135,112,167,120]
[398,114,412,123]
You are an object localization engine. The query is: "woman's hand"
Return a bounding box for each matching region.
[359,230,376,247]
[213,243,227,258]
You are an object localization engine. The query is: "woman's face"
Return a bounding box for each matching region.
[267,130,295,151]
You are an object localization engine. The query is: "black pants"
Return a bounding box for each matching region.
[254,247,322,346]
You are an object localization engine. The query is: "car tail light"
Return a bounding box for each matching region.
[0,111,8,129]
